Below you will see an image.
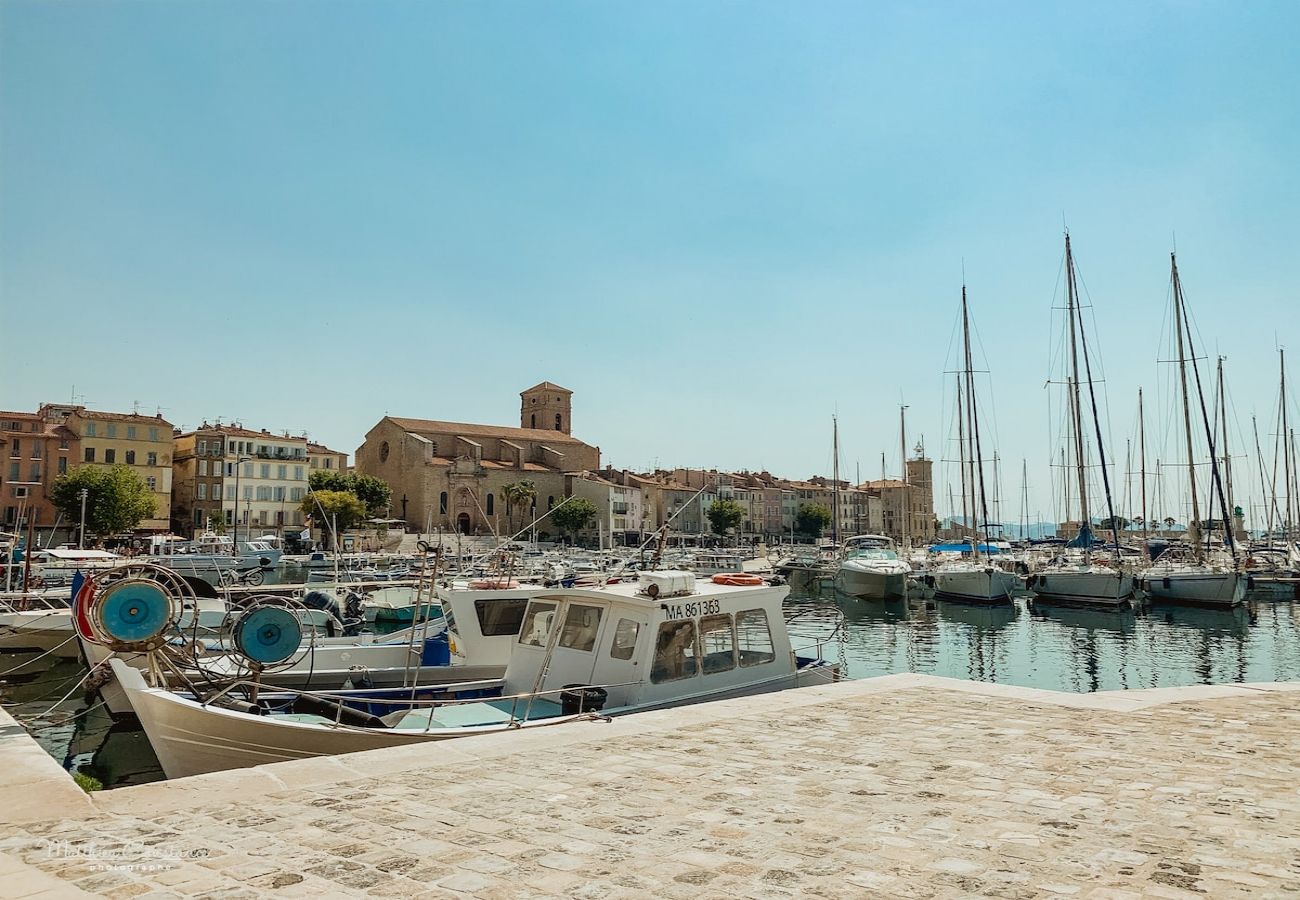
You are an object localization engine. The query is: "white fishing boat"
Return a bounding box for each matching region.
[113,571,837,779]
[834,535,911,599]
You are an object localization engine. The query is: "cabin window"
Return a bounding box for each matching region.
[518,601,559,647]
[610,619,640,660]
[474,598,528,636]
[736,609,776,667]
[699,614,737,674]
[651,620,699,683]
[559,604,603,652]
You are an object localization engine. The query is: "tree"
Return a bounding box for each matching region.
[301,490,366,548]
[795,504,832,539]
[50,465,157,538]
[551,497,599,545]
[307,471,392,517]
[502,481,538,534]
[707,499,745,536]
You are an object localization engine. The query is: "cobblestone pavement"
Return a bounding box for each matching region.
[2,675,1299,898]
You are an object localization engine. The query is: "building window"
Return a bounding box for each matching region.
[127,425,137,440]
[149,427,159,442]
[85,422,97,437]
[439,492,448,514]
[197,483,207,500]
[84,447,95,462]
[198,460,207,476]
[106,424,116,438]
[325,458,332,469]
[29,463,40,482]
[146,476,157,491]
[147,452,157,466]
[555,414,562,431]
[57,457,67,475]
[104,449,116,463]
[277,465,287,479]
[486,493,494,516]
[548,496,555,510]
[260,464,270,479]
[30,443,41,459]
[198,440,206,455]
[294,466,303,480]
[9,439,18,458]
[59,437,69,450]
[125,450,136,465]
[530,414,536,428]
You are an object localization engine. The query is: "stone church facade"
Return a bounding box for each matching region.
[355,383,600,536]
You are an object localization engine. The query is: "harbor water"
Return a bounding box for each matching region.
[4,583,1300,790]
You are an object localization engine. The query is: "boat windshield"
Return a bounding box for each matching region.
[845,548,898,561]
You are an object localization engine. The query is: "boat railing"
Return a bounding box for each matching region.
[198,676,641,733]
[0,592,72,612]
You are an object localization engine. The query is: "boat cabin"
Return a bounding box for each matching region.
[498,571,798,712]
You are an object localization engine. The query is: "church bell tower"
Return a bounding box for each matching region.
[520,382,573,434]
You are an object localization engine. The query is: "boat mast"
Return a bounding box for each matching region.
[1020,458,1028,541]
[1063,235,1091,557]
[1170,253,1203,561]
[1217,356,1235,541]
[831,415,840,545]
[956,378,970,547]
[1282,350,1293,544]
[1252,413,1275,542]
[960,284,993,558]
[1139,388,1149,545]
[900,404,910,550]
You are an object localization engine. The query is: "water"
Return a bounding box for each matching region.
[4,584,1299,789]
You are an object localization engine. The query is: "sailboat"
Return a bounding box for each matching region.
[1028,233,1137,607]
[1143,253,1245,607]
[931,284,1020,605]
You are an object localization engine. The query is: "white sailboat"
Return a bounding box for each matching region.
[932,284,1019,605]
[1143,252,1245,607]
[1029,233,1136,608]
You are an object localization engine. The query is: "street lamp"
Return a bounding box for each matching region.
[232,455,251,553]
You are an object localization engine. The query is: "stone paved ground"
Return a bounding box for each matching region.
[2,675,1299,898]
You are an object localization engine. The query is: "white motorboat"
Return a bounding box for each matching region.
[834,535,911,599]
[113,571,837,779]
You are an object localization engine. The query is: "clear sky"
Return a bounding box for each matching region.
[3,1,1298,525]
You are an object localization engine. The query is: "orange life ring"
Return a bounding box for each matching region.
[711,573,764,586]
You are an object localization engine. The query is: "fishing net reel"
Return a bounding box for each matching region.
[84,563,194,653]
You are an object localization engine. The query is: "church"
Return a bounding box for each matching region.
[354,382,601,535]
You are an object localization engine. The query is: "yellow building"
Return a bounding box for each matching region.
[60,408,175,531]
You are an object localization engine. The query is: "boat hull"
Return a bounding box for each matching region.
[0,609,79,657]
[1143,570,1245,607]
[1028,570,1136,608]
[932,568,1018,604]
[835,567,907,599]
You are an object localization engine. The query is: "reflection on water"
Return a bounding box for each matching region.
[3,584,1299,789]
[785,585,1300,693]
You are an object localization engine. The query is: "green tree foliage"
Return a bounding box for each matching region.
[502,481,538,533]
[706,499,746,535]
[795,504,832,538]
[550,497,599,543]
[306,471,392,516]
[301,490,367,547]
[50,465,157,537]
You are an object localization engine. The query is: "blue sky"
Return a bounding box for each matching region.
[3,1,1298,524]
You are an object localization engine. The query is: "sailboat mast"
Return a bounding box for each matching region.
[900,405,910,550]
[1171,254,1203,559]
[1064,235,1091,546]
[1217,357,1235,539]
[1020,459,1028,541]
[1281,350,1293,543]
[1139,388,1149,544]
[1252,414,1275,541]
[956,379,970,545]
[961,285,992,556]
[831,415,840,545]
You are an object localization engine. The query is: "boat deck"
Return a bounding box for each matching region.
[3,675,1300,897]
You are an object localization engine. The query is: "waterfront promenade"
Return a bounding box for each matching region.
[2,674,1298,898]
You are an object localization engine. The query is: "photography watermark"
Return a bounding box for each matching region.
[44,839,209,872]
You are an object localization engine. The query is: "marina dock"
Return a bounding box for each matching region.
[2,675,1298,898]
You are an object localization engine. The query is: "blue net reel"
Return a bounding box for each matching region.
[233,605,303,666]
[94,578,177,648]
